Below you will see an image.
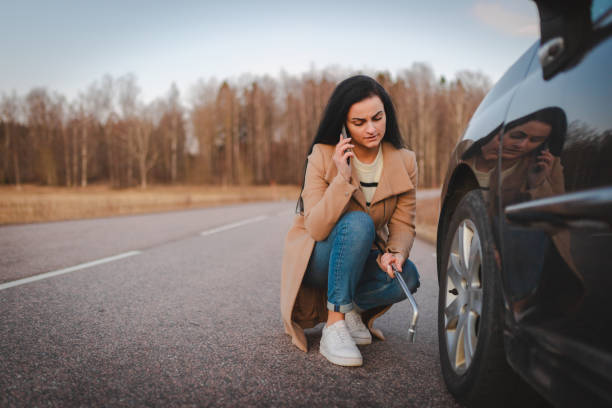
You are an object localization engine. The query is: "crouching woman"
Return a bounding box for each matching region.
[280,75,420,367]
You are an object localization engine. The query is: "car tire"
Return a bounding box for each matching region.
[437,190,543,407]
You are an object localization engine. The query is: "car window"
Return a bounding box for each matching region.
[592,0,612,24]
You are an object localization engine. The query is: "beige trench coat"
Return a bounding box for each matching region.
[280,141,418,352]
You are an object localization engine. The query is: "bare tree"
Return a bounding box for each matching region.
[86,75,116,186]
[48,94,68,186]
[397,63,436,186]
[73,97,90,188]
[216,81,239,184]
[26,88,59,185]
[164,83,182,183]
[189,78,218,183]
[1,92,22,188]
[132,103,159,189]
[117,73,141,187]
[65,103,80,187]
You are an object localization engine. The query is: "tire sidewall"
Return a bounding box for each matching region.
[437,190,504,402]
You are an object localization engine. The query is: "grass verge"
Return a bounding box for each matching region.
[0,184,440,245]
[415,195,440,245]
[0,184,300,225]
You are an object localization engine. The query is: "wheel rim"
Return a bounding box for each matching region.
[444,219,483,375]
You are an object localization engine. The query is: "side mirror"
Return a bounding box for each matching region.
[533,0,593,79]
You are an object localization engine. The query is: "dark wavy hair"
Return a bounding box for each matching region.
[296,75,404,213]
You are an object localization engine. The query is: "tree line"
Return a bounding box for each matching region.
[0,64,490,189]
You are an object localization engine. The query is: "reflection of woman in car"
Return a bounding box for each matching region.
[280,75,419,367]
[462,108,570,287]
[491,107,582,307]
[494,107,567,207]
[461,107,566,203]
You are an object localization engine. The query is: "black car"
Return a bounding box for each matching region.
[436,1,612,406]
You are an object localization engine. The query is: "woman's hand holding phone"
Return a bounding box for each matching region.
[333,133,354,182]
[528,148,554,188]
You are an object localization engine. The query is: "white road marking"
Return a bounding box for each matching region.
[2,214,270,291]
[0,251,142,291]
[200,215,268,236]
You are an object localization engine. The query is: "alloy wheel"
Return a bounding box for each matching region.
[444,219,483,374]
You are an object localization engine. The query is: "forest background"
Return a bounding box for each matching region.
[0,65,490,235]
[0,65,490,189]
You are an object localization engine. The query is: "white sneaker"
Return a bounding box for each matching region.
[345,309,372,345]
[320,320,363,367]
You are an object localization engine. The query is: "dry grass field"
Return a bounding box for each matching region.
[0,184,300,225]
[0,184,440,243]
[415,196,440,245]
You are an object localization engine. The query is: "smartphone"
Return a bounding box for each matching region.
[535,140,549,155]
[533,140,550,172]
[341,125,352,165]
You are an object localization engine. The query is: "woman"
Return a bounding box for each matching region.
[280,75,420,367]
[491,107,567,209]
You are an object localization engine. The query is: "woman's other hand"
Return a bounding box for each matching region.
[333,135,354,182]
[380,252,404,279]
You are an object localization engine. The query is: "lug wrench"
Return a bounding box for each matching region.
[391,263,419,343]
[374,241,419,343]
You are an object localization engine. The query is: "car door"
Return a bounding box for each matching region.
[497,3,612,403]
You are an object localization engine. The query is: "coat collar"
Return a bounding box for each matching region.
[369,142,415,206]
[328,142,414,209]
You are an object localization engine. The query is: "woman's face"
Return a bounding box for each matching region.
[501,120,551,160]
[346,95,386,152]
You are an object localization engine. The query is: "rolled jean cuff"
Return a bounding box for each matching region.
[327,301,354,313]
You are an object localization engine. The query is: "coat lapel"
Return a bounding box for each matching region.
[322,142,413,210]
[323,153,367,210]
[370,142,415,206]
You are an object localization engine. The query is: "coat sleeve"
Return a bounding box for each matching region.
[385,150,418,261]
[302,144,358,242]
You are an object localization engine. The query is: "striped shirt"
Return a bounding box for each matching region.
[352,146,383,206]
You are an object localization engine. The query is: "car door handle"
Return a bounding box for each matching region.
[505,186,612,230]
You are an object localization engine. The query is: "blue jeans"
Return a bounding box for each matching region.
[303,211,420,313]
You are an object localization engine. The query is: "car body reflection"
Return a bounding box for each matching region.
[436,1,612,405]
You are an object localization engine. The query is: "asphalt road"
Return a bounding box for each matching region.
[0,201,460,407]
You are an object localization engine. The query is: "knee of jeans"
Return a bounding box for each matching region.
[338,211,375,241]
[401,260,420,293]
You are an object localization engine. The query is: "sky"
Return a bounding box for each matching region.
[0,0,539,105]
